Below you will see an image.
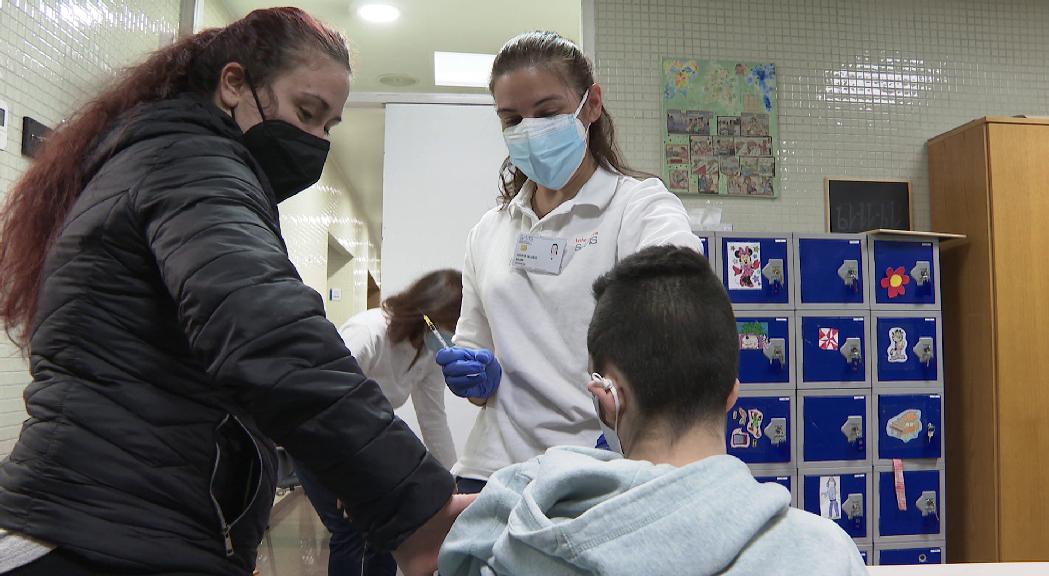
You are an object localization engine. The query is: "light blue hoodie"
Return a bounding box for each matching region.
[439,447,867,576]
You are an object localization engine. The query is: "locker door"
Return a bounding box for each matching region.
[802,471,869,540]
[796,237,865,306]
[801,393,868,464]
[877,545,944,565]
[725,394,792,464]
[737,316,793,387]
[877,469,943,538]
[871,239,938,307]
[799,315,869,386]
[877,393,943,461]
[875,315,941,386]
[720,235,792,307]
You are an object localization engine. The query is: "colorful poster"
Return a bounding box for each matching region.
[728,242,762,290]
[662,59,778,197]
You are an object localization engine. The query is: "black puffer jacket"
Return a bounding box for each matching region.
[0,96,453,574]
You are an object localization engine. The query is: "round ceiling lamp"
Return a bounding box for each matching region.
[357,3,400,23]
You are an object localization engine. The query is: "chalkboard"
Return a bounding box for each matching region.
[825,178,911,233]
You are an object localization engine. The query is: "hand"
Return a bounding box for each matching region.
[435,347,502,399]
[392,493,477,576]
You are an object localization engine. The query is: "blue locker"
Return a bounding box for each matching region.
[877,544,944,565]
[718,234,792,308]
[736,315,793,388]
[877,469,943,539]
[802,470,870,541]
[725,394,793,465]
[858,546,871,566]
[801,392,869,465]
[795,235,866,307]
[874,314,942,387]
[877,392,943,462]
[753,473,794,506]
[869,238,939,308]
[797,314,870,388]
[694,233,712,259]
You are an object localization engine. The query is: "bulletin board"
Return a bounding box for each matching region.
[662,59,779,198]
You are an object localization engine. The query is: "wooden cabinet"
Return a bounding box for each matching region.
[928,117,1049,562]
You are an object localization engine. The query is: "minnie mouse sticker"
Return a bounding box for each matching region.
[728,242,762,290]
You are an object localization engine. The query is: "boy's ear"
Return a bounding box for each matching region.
[724,379,740,413]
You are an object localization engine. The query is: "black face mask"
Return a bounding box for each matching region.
[240,76,330,203]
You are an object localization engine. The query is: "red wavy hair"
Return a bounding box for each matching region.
[0,7,349,351]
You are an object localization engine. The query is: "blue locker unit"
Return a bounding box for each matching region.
[736,315,794,388]
[800,391,870,466]
[874,313,943,387]
[867,236,941,310]
[797,313,870,388]
[876,543,944,565]
[801,469,871,542]
[876,391,943,463]
[725,392,793,465]
[717,233,793,309]
[693,232,712,260]
[876,467,945,540]
[794,234,867,309]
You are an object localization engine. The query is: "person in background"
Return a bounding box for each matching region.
[438,246,868,575]
[0,8,468,576]
[436,31,700,494]
[295,269,462,576]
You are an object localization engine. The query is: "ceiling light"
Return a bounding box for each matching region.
[357,3,399,23]
[434,51,496,88]
[379,73,418,88]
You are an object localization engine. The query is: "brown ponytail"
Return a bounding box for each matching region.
[488,31,652,206]
[0,7,349,351]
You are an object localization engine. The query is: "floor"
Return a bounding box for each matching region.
[255,489,330,576]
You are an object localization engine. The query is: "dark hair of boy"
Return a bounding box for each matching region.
[587,245,739,433]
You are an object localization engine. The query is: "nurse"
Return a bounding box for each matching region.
[437,31,700,492]
[294,269,461,576]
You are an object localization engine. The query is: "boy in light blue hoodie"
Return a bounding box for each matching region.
[439,246,867,576]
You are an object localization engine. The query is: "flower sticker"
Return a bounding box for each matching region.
[881,266,911,299]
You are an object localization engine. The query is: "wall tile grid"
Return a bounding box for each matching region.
[0,0,178,457]
[594,0,1049,232]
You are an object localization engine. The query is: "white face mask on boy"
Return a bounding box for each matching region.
[590,372,623,454]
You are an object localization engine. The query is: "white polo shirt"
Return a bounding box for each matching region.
[340,308,457,469]
[452,165,700,480]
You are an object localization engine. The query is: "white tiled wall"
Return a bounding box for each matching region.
[594,0,1049,232]
[196,0,232,31]
[0,0,179,458]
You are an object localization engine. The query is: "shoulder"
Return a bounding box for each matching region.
[340,309,388,345]
[614,174,685,209]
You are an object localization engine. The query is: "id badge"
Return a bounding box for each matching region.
[511,233,567,275]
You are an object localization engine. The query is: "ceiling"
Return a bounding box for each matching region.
[221,0,583,246]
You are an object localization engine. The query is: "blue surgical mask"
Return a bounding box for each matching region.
[503,90,590,190]
[590,372,623,454]
[424,328,454,353]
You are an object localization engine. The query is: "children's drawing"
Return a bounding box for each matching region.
[819,327,840,351]
[738,321,770,351]
[887,327,908,363]
[887,409,923,443]
[747,408,765,439]
[728,242,762,290]
[820,476,843,520]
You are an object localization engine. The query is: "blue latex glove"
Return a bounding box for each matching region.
[595,433,610,451]
[435,347,502,399]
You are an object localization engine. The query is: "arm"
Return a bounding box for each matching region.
[135,154,453,552]
[618,178,702,256]
[411,370,458,469]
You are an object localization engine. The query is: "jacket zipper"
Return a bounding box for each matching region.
[209,414,266,557]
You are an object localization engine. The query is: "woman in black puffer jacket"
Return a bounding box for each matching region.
[0,8,467,576]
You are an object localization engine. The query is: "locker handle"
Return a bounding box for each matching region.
[764,418,788,446]
[763,338,785,368]
[840,415,863,447]
[837,259,859,291]
[839,338,863,371]
[844,493,864,520]
[910,261,931,286]
[913,337,934,367]
[916,490,939,522]
[762,258,784,287]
